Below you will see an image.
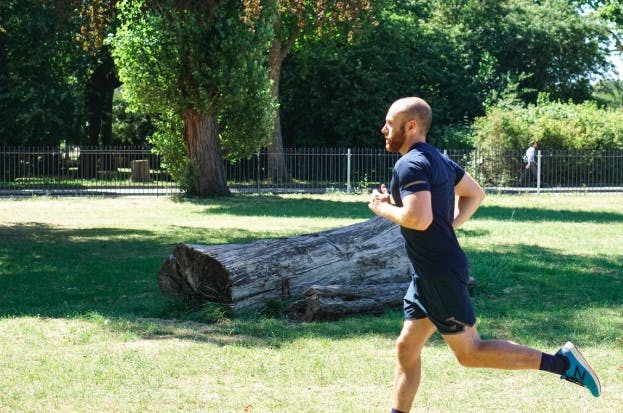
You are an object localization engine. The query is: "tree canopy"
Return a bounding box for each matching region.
[1,0,621,161]
[112,0,276,195]
[0,0,86,145]
[280,0,612,148]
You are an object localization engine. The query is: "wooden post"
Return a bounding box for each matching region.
[130,159,151,182]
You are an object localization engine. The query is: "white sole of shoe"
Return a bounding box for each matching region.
[564,341,601,396]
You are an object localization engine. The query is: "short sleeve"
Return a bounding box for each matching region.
[451,159,465,185]
[396,156,430,199]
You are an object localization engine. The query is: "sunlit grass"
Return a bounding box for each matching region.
[0,193,621,412]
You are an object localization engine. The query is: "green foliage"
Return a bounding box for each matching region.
[281,1,470,147]
[592,78,623,108]
[148,111,192,192]
[472,94,623,185]
[428,123,475,150]
[0,0,616,150]
[111,88,155,145]
[112,0,277,161]
[279,0,610,147]
[428,0,609,103]
[0,0,87,145]
[474,94,623,151]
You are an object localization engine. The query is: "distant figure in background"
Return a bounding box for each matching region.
[518,140,538,186]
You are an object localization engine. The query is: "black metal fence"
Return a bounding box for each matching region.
[229,148,399,193]
[1,146,622,196]
[0,146,178,196]
[451,148,623,190]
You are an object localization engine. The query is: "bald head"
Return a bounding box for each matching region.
[388,97,432,136]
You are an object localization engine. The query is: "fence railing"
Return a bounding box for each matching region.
[0,146,178,196]
[227,147,399,193]
[450,148,623,191]
[1,146,622,196]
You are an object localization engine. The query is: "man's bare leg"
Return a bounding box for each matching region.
[392,318,437,412]
[442,325,541,369]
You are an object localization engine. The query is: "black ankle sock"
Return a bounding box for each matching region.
[391,409,407,413]
[539,352,569,375]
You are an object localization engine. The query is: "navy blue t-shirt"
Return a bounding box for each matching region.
[389,142,469,280]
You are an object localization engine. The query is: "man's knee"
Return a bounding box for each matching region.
[395,334,424,365]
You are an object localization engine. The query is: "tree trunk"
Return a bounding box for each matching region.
[182,110,230,196]
[86,48,121,146]
[266,36,291,183]
[158,217,410,318]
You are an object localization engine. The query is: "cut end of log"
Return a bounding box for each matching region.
[157,254,208,304]
[158,244,233,304]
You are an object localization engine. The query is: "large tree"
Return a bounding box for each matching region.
[265,0,376,182]
[580,1,623,54]
[0,0,124,146]
[112,0,276,196]
[280,1,482,147]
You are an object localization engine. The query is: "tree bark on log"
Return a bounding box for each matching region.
[285,283,408,322]
[157,216,411,318]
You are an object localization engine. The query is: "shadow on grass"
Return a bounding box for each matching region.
[0,203,621,348]
[0,223,269,320]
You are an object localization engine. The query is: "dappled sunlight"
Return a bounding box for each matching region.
[0,195,620,353]
[0,195,621,412]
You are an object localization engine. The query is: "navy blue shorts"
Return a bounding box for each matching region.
[403,266,476,335]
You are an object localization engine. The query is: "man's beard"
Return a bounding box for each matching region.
[385,124,406,153]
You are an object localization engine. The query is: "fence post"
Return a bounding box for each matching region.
[256,151,261,194]
[537,150,542,194]
[346,148,352,193]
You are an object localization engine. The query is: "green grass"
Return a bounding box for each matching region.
[0,193,622,412]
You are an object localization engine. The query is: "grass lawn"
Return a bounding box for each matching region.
[0,193,621,412]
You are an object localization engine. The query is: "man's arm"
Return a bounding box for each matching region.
[453,172,485,229]
[369,183,433,231]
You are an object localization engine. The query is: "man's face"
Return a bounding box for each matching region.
[381,113,407,153]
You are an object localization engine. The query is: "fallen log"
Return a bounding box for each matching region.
[158,216,411,315]
[285,283,408,322]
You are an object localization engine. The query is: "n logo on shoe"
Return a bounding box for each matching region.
[573,366,586,382]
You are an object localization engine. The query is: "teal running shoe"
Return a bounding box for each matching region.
[556,341,601,397]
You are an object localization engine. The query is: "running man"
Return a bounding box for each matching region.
[368,97,600,413]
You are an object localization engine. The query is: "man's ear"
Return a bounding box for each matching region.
[406,119,417,133]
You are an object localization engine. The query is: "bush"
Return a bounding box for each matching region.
[471,95,623,185]
[474,94,623,151]
[429,123,475,150]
